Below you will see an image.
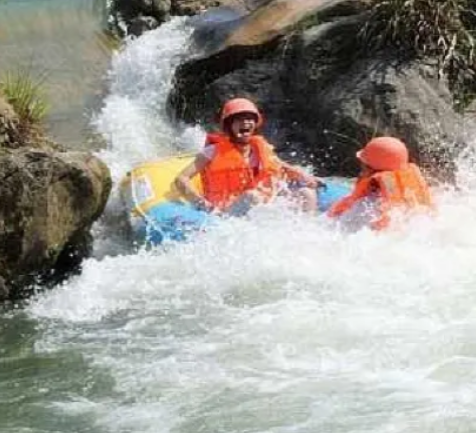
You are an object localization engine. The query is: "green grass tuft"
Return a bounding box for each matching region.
[0,69,50,125]
[360,0,476,108]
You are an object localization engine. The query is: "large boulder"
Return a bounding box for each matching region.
[175,0,274,16]
[279,25,468,180]
[111,0,172,36]
[169,0,366,151]
[171,0,225,15]
[114,0,172,23]
[169,0,474,182]
[111,0,232,36]
[0,96,111,301]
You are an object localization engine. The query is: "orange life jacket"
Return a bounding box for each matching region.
[201,133,281,208]
[328,163,433,230]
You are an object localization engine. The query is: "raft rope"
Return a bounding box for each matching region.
[129,168,167,245]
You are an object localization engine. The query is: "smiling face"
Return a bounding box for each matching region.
[228,112,258,144]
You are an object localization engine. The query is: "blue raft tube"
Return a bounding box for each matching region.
[120,155,352,246]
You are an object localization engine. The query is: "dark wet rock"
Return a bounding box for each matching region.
[111,0,234,36]
[111,0,171,36]
[0,96,111,302]
[169,0,365,126]
[128,15,160,36]
[116,0,172,22]
[171,0,224,15]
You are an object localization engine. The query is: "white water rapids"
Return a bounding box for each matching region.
[20,17,476,433]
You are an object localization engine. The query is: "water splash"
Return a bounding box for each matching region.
[93,18,205,180]
[28,192,476,431]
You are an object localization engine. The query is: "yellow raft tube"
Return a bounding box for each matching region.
[120,154,351,245]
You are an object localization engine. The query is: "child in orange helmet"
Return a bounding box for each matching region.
[328,136,433,231]
[175,97,322,215]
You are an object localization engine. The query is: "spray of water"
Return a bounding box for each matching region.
[93,18,205,179]
[24,16,476,433]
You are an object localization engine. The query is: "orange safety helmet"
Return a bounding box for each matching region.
[357,137,409,171]
[220,98,263,129]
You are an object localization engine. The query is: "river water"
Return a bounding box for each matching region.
[2,6,476,433]
[0,0,109,149]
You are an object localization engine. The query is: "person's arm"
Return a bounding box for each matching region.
[175,154,213,210]
[277,158,325,188]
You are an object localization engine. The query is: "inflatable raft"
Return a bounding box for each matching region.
[120,154,351,246]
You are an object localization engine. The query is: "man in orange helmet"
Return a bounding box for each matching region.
[328,136,434,231]
[175,97,322,215]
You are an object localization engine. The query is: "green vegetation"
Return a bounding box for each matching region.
[360,0,476,108]
[0,69,49,125]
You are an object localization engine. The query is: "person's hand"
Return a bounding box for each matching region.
[301,174,326,188]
